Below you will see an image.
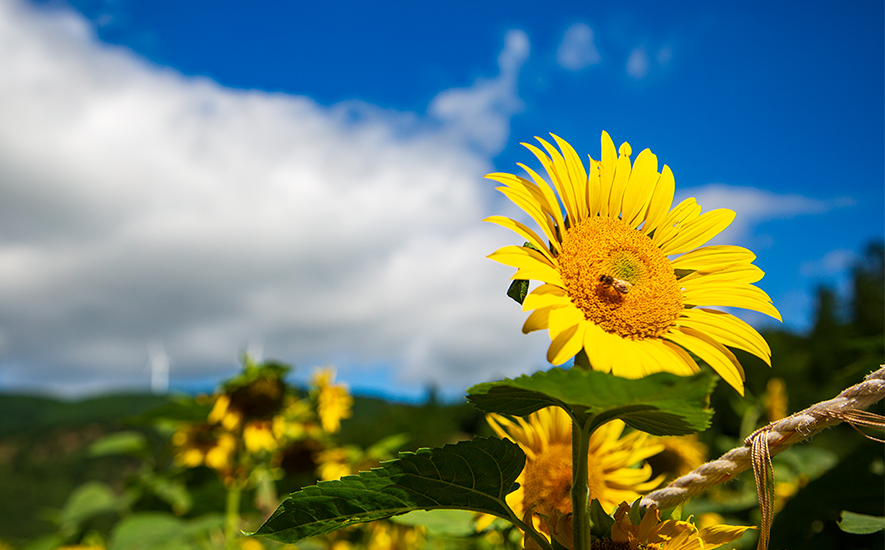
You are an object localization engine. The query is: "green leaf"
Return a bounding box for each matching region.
[390,509,478,536]
[88,431,148,457]
[253,437,525,543]
[108,512,224,550]
[838,511,885,534]
[467,368,715,435]
[52,481,133,535]
[507,279,530,305]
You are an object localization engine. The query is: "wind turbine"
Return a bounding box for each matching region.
[146,339,170,395]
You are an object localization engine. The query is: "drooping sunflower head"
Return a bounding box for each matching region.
[611,501,753,550]
[486,407,664,519]
[486,132,781,394]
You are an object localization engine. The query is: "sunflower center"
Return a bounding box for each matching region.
[522,442,609,519]
[557,216,682,339]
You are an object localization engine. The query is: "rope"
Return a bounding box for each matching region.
[640,365,885,550]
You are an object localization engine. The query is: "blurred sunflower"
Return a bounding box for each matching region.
[311,367,353,433]
[647,434,708,481]
[365,521,425,550]
[487,132,780,394]
[243,419,278,454]
[486,407,663,519]
[611,502,753,550]
[209,360,289,429]
[764,377,789,422]
[172,423,236,473]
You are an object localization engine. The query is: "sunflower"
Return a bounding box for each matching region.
[311,367,353,433]
[647,434,708,481]
[611,502,753,550]
[487,407,664,519]
[487,132,780,394]
[171,423,237,473]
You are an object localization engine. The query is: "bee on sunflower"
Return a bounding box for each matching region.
[487,132,780,394]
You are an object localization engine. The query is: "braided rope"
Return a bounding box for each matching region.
[641,365,885,510]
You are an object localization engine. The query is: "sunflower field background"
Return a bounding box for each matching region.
[0,238,881,550]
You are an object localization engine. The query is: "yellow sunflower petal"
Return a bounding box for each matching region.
[488,244,555,269]
[622,148,659,229]
[523,283,570,312]
[523,306,553,333]
[547,322,586,365]
[548,304,585,340]
[608,141,633,217]
[678,308,771,365]
[665,327,745,395]
[609,337,649,379]
[517,163,566,229]
[583,323,620,373]
[696,524,756,547]
[644,339,700,376]
[679,263,765,285]
[585,157,601,217]
[642,164,675,235]
[492,183,560,247]
[597,131,618,217]
[670,245,756,271]
[658,208,736,256]
[551,133,589,220]
[653,197,702,245]
[682,285,782,321]
[484,215,556,261]
[488,245,565,287]
[522,307,554,334]
[525,139,579,227]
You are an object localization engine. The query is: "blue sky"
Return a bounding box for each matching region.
[0,0,882,400]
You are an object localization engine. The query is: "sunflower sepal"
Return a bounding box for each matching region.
[588,499,615,538]
[467,367,716,436]
[508,279,530,305]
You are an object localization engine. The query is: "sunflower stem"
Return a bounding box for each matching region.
[571,416,593,550]
[224,479,242,550]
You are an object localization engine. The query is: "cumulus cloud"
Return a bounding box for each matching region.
[799,249,859,278]
[556,23,601,71]
[428,29,528,154]
[0,0,547,396]
[676,183,854,246]
[626,46,649,79]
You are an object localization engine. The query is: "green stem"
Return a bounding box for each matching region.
[571,417,592,550]
[224,480,242,550]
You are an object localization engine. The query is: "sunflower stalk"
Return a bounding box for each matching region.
[224,479,242,550]
[571,416,593,550]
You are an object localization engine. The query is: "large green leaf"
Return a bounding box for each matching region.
[253,437,525,543]
[467,368,715,435]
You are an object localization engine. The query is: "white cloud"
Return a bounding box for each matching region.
[0,0,547,396]
[626,46,649,79]
[556,23,601,71]
[799,249,859,278]
[428,29,528,154]
[676,183,854,246]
